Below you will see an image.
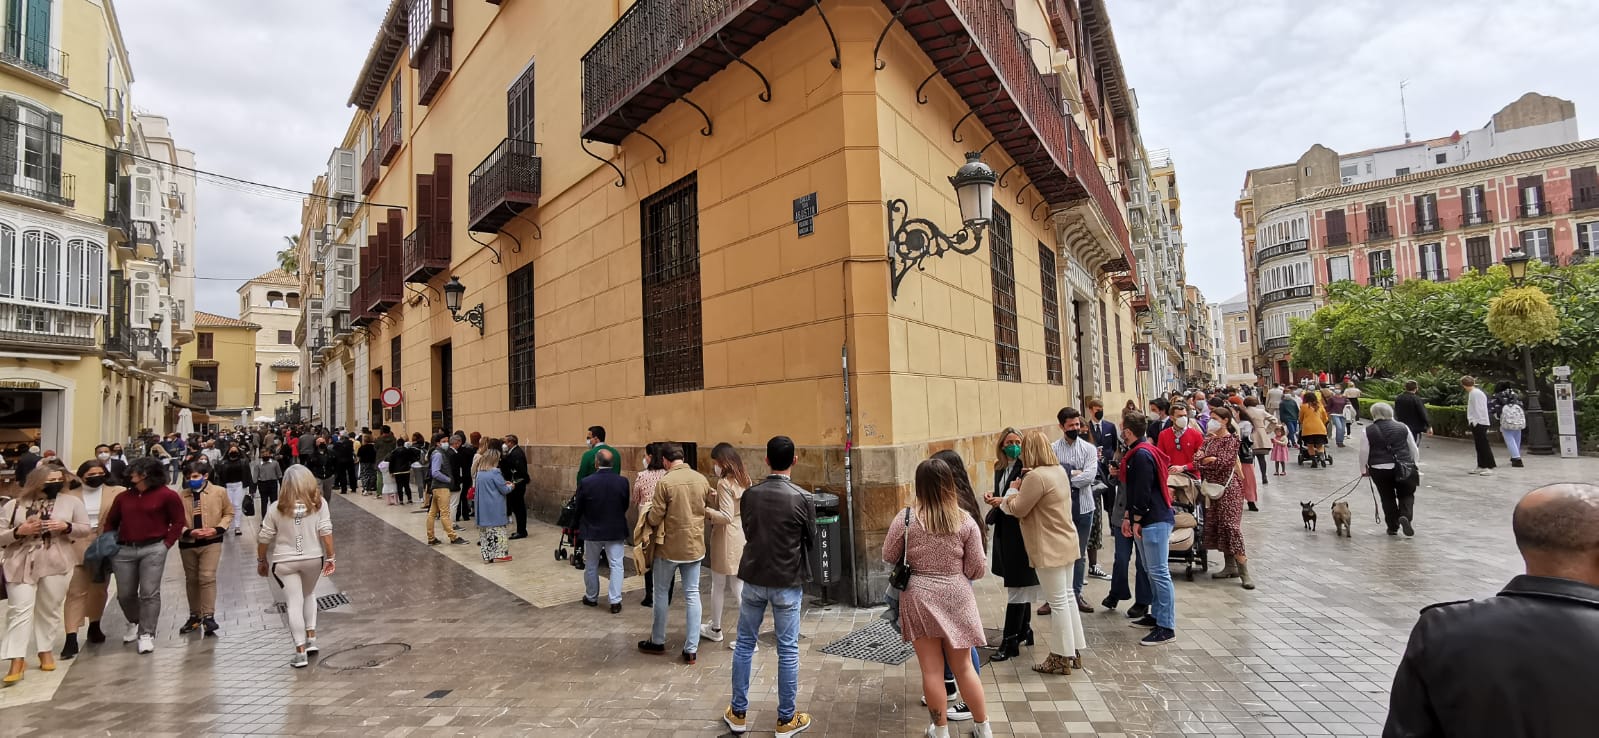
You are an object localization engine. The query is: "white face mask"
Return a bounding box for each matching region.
[1173,416,1189,429]
[98,452,111,461]
[713,464,722,478]
[586,438,595,448]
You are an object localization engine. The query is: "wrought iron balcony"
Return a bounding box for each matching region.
[0,303,95,350]
[0,28,68,86]
[1365,224,1393,242]
[1419,266,1450,283]
[361,146,380,195]
[580,0,812,143]
[1263,336,1290,351]
[402,226,450,283]
[334,197,358,224]
[1460,209,1494,228]
[351,283,374,328]
[365,258,400,314]
[131,219,159,258]
[1412,218,1441,235]
[0,172,73,209]
[467,138,541,233]
[1259,285,1314,308]
[1571,192,1599,213]
[1517,199,1549,219]
[104,87,125,136]
[190,390,217,409]
[1256,238,1309,265]
[1322,232,1350,248]
[415,32,452,106]
[379,112,403,165]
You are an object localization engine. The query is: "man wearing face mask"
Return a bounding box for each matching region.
[426,433,467,545]
[1118,412,1179,646]
[252,450,283,518]
[174,461,234,637]
[216,446,254,535]
[573,426,620,569]
[1156,403,1205,472]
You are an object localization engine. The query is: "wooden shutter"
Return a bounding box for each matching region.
[432,154,451,226]
[1573,166,1598,206]
[507,61,535,143]
[1325,209,1346,242]
[0,98,15,191]
[1517,175,1543,212]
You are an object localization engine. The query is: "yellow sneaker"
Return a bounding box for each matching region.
[775,712,812,735]
[722,705,747,734]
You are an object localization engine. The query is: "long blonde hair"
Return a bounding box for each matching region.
[15,464,72,504]
[1020,429,1056,470]
[472,447,502,476]
[276,465,323,515]
[912,458,964,536]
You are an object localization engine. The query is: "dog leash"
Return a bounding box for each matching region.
[1366,477,1382,523]
[1311,476,1364,507]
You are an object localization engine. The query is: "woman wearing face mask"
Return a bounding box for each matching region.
[217,445,254,535]
[700,443,750,645]
[103,457,185,654]
[1,466,91,684]
[253,450,283,518]
[1190,407,1255,590]
[983,427,1038,662]
[175,461,236,637]
[257,465,335,668]
[631,443,671,607]
[60,461,124,659]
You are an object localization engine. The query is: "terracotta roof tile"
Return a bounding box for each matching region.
[193,311,260,329]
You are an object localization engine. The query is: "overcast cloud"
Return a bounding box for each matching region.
[116,1,1599,315]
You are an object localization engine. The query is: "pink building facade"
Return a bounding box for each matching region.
[1253,139,1599,383]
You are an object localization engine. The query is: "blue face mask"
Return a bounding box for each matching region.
[187,479,205,490]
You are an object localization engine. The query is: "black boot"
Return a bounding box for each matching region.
[1020,605,1035,646]
[86,621,105,644]
[60,633,79,660]
[988,604,1025,662]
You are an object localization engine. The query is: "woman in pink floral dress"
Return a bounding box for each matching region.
[883,458,992,738]
[1190,406,1256,590]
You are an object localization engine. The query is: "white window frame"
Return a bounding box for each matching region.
[1579,221,1599,256]
[1327,255,1352,283]
[133,175,156,220]
[1520,228,1552,261]
[15,106,47,191]
[1419,242,1444,280]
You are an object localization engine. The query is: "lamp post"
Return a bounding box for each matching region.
[1501,246,1555,455]
[886,152,998,299]
[443,276,485,336]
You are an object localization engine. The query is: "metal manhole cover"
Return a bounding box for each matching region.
[264,592,352,614]
[818,620,915,665]
[318,642,411,671]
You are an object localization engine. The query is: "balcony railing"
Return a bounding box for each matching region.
[1256,238,1309,265]
[402,226,450,283]
[379,112,403,165]
[190,390,218,409]
[103,87,125,135]
[1460,209,1493,228]
[1412,218,1441,235]
[1259,285,1314,308]
[360,146,380,195]
[131,219,159,257]
[365,258,400,314]
[1263,336,1290,350]
[0,172,74,209]
[334,197,358,224]
[1365,224,1393,242]
[1517,200,1549,219]
[1571,193,1599,213]
[467,138,541,233]
[1419,266,1450,283]
[1323,232,1350,248]
[0,303,95,349]
[0,28,68,86]
[350,283,374,328]
[416,33,452,106]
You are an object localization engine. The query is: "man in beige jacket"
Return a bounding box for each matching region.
[637,442,709,664]
[176,461,235,636]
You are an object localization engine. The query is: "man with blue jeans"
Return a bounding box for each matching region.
[1052,407,1100,614]
[724,436,816,736]
[1118,411,1178,646]
[637,443,708,663]
[572,449,629,613]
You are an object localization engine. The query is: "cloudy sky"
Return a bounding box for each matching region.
[118,0,1599,315]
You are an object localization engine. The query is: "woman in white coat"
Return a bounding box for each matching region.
[256,465,335,668]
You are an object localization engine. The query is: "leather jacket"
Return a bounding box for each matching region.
[1384,575,1599,737]
[735,475,817,589]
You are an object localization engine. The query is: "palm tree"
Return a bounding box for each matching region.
[277,235,299,275]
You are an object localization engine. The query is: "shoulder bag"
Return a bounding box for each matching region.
[1199,441,1237,501]
[1377,422,1419,483]
[888,507,912,590]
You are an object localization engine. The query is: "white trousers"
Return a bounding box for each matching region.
[225,482,246,530]
[272,558,324,647]
[706,572,744,631]
[3,574,69,659]
[1035,565,1087,658]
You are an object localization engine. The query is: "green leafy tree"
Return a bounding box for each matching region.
[276,235,300,275]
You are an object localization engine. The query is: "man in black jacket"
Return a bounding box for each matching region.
[573,448,628,613]
[331,433,357,494]
[500,434,530,539]
[722,436,816,736]
[450,434,472,521]
[1393,380,1431,440]
[1385,483,1599,737]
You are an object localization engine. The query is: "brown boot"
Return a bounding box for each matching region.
[1212,553,1238,579]
[1031,653,1071,675]
[1238,561,1256,590]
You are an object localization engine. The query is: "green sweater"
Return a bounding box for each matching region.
[577,443,620,485]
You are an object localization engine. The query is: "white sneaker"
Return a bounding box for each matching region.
[925,724,950,738]
[700,624,724,643]
[124,625,140,644]
[1478,469,1494,476]
[971,720,993,738]
[1469,468,1483,475]
[136,635,154,654]
[290,651,309,669]
[304,637,319,654]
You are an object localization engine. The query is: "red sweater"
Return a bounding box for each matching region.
[104,485,187,548]
[1157,425,1205,469]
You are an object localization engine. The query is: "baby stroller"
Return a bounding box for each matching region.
[554,492,584,566]
[1296,441,1332,468]
[1166,475,1210,581]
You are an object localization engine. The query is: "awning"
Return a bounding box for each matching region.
[168,398,208,411]
[148,372,210,390]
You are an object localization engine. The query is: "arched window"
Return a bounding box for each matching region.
[63,239,104,309]
[0,224,14,299]
[286,292,300,309]
[266,290,284,307]
[19,229,59,302]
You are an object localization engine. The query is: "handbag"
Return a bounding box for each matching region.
[1200,464,1236,501]
[888,507,912,591]
[242,493,255,517]
[1377,422,1419,483]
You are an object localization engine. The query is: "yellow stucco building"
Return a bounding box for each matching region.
[300,0,1150,602]
[177,311,259,431]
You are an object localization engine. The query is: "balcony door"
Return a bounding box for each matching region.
[1466,236,1493,272]
[508,59,535,144]
[4,0,52,69]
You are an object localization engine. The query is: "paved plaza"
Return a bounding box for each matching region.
[2,435,1591,737]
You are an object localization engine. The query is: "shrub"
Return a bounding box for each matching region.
[1359,401,1469,438]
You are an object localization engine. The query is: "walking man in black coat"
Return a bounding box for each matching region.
[1385,483,1599,737]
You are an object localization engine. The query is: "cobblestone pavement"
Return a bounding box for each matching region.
[3,434,1592,736]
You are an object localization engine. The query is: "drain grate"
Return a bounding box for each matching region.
[318,642,411,671]
[266,592,351,614]
[818,620,915,665]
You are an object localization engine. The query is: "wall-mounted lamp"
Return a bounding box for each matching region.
[886,152,997,300]
[443,276,485,336]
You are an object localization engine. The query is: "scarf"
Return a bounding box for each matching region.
[1119,440,1173,507]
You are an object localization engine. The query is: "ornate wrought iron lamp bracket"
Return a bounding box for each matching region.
[580,139,625,188]
[451,303,485,337]
[886,198,984,300]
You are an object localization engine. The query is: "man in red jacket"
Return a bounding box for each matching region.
[1157,402,1204,472]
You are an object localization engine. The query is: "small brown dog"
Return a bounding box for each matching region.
[1331,500,1352,537]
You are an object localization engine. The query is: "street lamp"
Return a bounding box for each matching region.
[886,152,998,299]
[443,276,485,336]
[1501,247,1555,455]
